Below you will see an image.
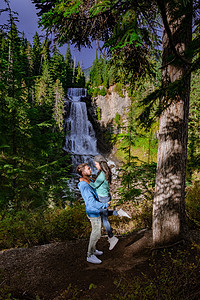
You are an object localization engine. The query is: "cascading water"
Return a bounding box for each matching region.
[64,87,98,173]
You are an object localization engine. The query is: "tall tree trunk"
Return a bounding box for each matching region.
[153,2,192,247]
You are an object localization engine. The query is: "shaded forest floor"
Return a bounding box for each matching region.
[1,229,200,300]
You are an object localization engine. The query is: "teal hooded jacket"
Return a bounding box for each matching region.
[89,171,110,197]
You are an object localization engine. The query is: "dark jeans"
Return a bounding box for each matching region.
[100,209,118,238]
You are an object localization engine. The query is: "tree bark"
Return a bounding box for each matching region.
[153,2,192,247]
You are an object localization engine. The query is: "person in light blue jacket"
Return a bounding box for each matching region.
[76,163,109,264]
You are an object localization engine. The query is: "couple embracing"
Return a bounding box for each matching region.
[76,155,131,264]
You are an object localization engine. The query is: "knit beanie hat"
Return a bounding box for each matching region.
[94,154,107,163]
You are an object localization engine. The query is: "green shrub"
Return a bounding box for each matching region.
[0,203,90,250]
[133,199,153,229]
[92,87,100,97]
[0,210,47,249]
[185,180,200,227]
[118,161,156,203]
[47,204,90,241]
[114,83,125,98]
[99,86,107,96]
[111,245,200,299]
[96,106,101,120]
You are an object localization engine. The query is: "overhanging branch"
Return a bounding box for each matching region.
[156,0,192,66]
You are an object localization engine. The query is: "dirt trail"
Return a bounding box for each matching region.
[0,230,152,300]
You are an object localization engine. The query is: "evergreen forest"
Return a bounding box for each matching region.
[0,1,200,299]
[0,19,86,211]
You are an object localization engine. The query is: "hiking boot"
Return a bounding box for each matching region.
[108,236,119,250]
[94,250,103,256]
[87,254,102,264]
[118,208,131,219]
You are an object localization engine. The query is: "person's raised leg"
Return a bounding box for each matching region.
[101,209,113,238]
[117,208,131,218]
[106,208,131,219]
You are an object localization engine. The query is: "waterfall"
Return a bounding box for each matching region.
[64,87,98,173]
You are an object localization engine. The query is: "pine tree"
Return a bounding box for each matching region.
[0,19,35,209]
[32,32,42,76]
[65,44,73,68]
[41,37,51,67]
[75,62,85,87]
[35,61,54,106]
[63,44,73,91]
[89,55,104,87]
[53,79,65,131]
[0,4,71,211]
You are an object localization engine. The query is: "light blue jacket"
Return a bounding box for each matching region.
[78,181,108,217]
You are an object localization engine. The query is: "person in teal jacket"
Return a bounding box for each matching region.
[80,154,131,251]
[76,163,109,264]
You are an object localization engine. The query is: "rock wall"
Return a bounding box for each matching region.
[92,86,131,126]
[86,86,131,156]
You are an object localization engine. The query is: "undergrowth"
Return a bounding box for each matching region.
[0,203,90,250]
[0,180,199,250]
[185,180,200,228]
[111,243,200,300]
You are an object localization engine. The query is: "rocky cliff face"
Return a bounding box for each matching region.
[87,86,131,156]
[92,86,131,126]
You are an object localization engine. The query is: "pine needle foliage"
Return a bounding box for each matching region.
[0,3,86,212]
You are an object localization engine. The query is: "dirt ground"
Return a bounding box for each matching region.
[0,229,154,300]
[1,228,200,300]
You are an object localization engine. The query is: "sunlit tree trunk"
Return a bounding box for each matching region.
[153,2,193,247]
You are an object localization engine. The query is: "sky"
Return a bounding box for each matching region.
[0,0,99,69]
